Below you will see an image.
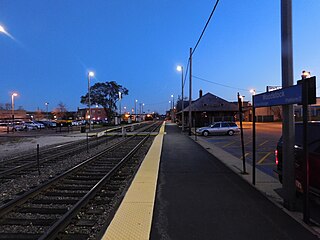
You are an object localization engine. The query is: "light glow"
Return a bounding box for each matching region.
[176,65,182,72]
[88,71,95,77]
[0,25,6,33]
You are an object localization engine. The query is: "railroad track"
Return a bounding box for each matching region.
[0,122,150,183]
[0,121,162,239]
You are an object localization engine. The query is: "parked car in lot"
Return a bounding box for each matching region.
[196,122,240,136]
[24,121,45,129]
[0,123,12,132]
[0,123,25,132]
[275,122,320,195]
[38,120,57,128]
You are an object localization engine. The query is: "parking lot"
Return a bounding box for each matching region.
[197,122,282,179]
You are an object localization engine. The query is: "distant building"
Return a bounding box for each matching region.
[176,91,239,127]
[77,107,108,122]
[0,110,27,121]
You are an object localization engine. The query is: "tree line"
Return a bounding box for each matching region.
[0,80,129,120]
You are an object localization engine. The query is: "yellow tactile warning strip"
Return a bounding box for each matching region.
[102,122,165,240]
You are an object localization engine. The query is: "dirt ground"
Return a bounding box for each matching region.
[0,134,86,159]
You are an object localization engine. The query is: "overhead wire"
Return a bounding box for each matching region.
[193,75,250,92]
[192,0,220,56]
[182,0,220,89]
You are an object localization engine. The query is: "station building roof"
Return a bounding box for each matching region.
[182,92,238,112]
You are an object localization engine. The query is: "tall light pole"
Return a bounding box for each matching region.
[135,99,138,118]
[88,71,94,131]
[171,94,175,122]
[45,102,49,121]
[177,65,184,131]
[11,93,18,127]
[118,92,122,123]
[189,47,193,136]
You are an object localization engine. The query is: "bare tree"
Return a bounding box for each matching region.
[52,102,67,120]
[35,109,44,120]
[5,103,11,110]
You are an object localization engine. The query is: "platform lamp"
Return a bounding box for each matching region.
[88,71,95,131]
[11,93,18,128]
[135,99,138,118]
[45,102,49,121]
[177,65,184,131]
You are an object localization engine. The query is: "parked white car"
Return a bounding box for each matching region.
[23,121,40,130]
[196,122,240,136]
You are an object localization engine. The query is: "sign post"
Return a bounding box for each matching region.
[252,76,316,223]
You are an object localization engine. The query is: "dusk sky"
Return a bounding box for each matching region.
[1,0,319,114]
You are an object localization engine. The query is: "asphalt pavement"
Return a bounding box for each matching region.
[150,123,319,240]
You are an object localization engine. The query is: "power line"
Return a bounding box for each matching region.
[192,0,220,56]
[183,59,190,89]
[181,0,219,90]
[193,75,254,92]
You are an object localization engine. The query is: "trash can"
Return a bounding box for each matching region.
[80,126,86,133]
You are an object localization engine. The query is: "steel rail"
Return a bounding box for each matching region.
[39,129,153,240]
[0,122,160,217]
[0,123,150,180]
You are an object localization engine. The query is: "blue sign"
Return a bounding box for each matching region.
[254,84,302,107]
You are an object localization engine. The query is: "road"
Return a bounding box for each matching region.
[198,121,282,180]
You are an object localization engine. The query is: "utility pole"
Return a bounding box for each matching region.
[281,0,296,210]
[181,67,185,132]
[188,47,192,136]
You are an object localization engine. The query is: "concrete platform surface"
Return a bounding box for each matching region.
[150,123,319,240]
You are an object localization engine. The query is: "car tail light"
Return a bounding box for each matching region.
[275,149,278,165]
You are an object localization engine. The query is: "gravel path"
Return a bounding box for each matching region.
[0,134,87,160]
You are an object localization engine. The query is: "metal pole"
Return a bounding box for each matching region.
[88,73,91,131]
[11,95,15,130]
[238,93,247,174]
[281,0,296,210]
[46,103,49,121]
[252,101,256,185]
[302,76,310,223]
[37,144,40,176]
[188,48,192,136]
[135,100,137,121]
[194,113,197,141]
[181,67,185,132]
[86,132,89,153]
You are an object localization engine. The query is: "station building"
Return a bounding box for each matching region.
[174,89,320,128]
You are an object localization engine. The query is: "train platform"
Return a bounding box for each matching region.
[102,122,320,240]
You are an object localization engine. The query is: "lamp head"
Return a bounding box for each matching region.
[301,70,311,79]
[0,25,6,33]
[88,71,95,77]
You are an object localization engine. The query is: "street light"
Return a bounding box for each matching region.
[135,99,138,117]
[88,71,94,131]
[11,93,18,128]
[0,24,15,41]
[119,91,122,123]
[171,94,175,122]
[45,102,49,121]
[0,25,6,34]
[250,89,256,95]
[301,70,311,79]
[177,65,184,131]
